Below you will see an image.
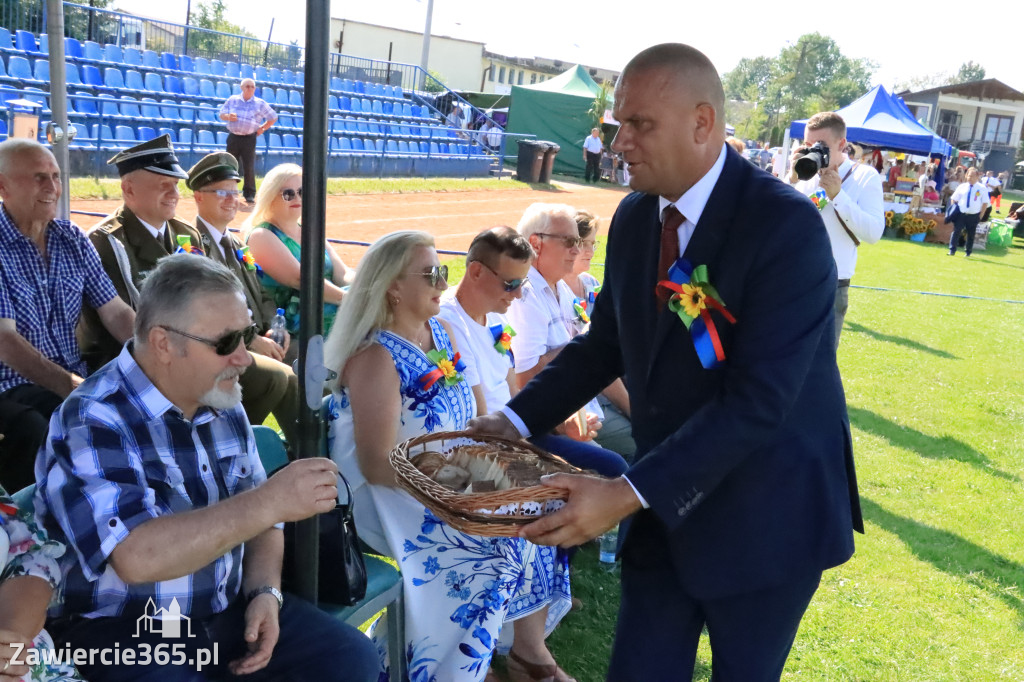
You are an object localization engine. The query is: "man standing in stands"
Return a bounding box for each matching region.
[219,78,277,208]
[187,152,299,445]
[0,139,135,491]
[583,127,604,183]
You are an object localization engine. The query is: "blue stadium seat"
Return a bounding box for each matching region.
[178,128,193,146]
[328,95,339,111]
[296,71,304,86]
[142,50,161,72]
[119,96,142,120]
[288,90,302,107]
[82,40,103,63]
[429,141,440,155]
[329,136,341,151]
[103,43,123,64]
[240,63,254,80]
[64,37,83,59]
[125,69,145,92]
[197,129,216,149]
[103,67,126,91]
[374,139,384,152]
[65,62,82,85]
[339,96,351,112]
[123,47,142,67]
[268,68,281,84]
[277,114,292,129]
[215,81,231,100]
[282,134,298,149]
[182,76,200,97]
[210,59,226,77]
[70,93,99,118]
[254,66,268,82]
[70,122,91,147]
[355,120,368,135]
[388,139,400,153]
[15,30,38,53]
[382,101,394,116]
[97,93,119,118]
[225,61,240,79]
[355,81,367,95]
[361,98,372,114]
[403,103,413,117]
[267,132,282,149]
[0,28,13,54]
[179,54,193,73]
[339,137,352,151]
[177,101,196,122]
[276,90,291,107]
[164,75,182,94]
[161,52,177,71]
[21,87,48,114]
[351,138,365,152]
[157,127,177,142]
[197,104,217,123]
[140,98,164,122]
[144,72,164,93]
[193,57,211,75]
[199,79,216,100]
[330,77,343,92]
[216,131,228,146]
[282,70,296,85]
[114,125,136,143]
[159,99,178,120]
[372,100,383,116]
[8,55,36,83]
[340,79,353,92]
[137,126,157,141]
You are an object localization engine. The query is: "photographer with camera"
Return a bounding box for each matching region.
[789,112,884,344]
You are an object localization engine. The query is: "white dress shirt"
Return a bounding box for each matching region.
[437,295,514,414]
[792,157,885,280]
[136,217,167,241]
[196,215,228,259]
[950,182,990,215]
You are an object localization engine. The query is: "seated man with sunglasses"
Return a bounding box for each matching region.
[37,254,379,682]
[440,226,628,479]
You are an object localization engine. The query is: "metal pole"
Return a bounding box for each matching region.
[419,0,433,90]
[183,0,191,57]
[46,0,70,220]
[293,0,331,606]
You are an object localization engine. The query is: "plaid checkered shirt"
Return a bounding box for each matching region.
[0,207,118,393]
[37,343,271,621]
[218,93,276,136]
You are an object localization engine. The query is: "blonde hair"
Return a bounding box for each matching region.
[323,230,436,390]
[242,162,301,235]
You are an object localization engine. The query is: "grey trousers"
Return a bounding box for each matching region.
[834,281,850,345]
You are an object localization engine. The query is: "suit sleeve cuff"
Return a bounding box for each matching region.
[621,475,650,509]
[499,406,531,438]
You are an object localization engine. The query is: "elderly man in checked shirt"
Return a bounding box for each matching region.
[0,139,135,492]
[218,78,277,207]
[36,255,378,682]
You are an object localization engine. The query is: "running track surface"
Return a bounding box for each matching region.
[68,180,632,263]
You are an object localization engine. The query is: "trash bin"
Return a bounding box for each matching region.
[516,140,546,183]
[539,142,560,184]
[1014,173,1024,192]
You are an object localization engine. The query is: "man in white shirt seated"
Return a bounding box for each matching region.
[439,225,627,478]
[789,112,884,344]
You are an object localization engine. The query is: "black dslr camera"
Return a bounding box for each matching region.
[793,141,831,181]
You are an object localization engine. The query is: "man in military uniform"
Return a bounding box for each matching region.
[187,152,298,444]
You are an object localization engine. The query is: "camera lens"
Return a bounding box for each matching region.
[794,152,822,181]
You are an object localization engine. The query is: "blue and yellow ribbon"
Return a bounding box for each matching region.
[489,323,516,366]
[236,246,262,275]
[417,349,467,391]
[657,258,737,369]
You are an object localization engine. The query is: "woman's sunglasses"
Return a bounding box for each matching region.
[479,261,528,292]
[161,324,259,355]
[412,265,448,288]
[281,188,303,201]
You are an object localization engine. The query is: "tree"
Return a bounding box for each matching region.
[422,69,448,94]
[722,56,776,102]
[187,0,258,61]
[951,61,986,84]
[588,82,613,128]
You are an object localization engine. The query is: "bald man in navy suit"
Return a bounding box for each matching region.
[471,43,862,681]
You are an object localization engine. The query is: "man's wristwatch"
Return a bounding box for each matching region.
[247,585,284,609]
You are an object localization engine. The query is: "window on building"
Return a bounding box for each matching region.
[508,69,515,84]
[983,114,1014,145]
[489,63,495,82]
[531,73,537,84]
[498,67,505,84]
[518,71,524,85]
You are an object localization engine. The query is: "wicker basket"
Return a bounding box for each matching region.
[389,431,584,536]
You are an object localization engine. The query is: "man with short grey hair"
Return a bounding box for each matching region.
[38,253,378,682]
[0,138,134,490]
[219,78,276,206]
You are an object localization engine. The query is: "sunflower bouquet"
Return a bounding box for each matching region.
[900,216,935,236]
[885,210,903,230]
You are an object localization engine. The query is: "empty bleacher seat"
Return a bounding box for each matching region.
[282,134,299,149]
[65,62,82,86]
[125,70,145,92]
[274,90,289,107]
[197,129,216,149]
[0,28,14,54]
[282,70,295,85]
[164,75,183,95]
[268,68,281,84]
[339,96,351,112]
[199,79,216,100]
[226,61,240,79]
[215,81,231,100]
[216,131,228,145]
[70,93,99,118]
[82,40,103,63]
[103,43,123,64]
[193,57,211,75]
[254,66,268,82]
[161,52,177,71]
[197,104,217,122]
[97,93,119,118]
[351,138,365,152]
[328,95,339,111]
[103,67,126,91]
[178,101,196,122]
[140,99,164,121]
[8,55,37,83]
[119,96,142,120]
[267,133,282,149]
[210,59,226,77]
[137,126,157,141]
[142,50,162,72]
[240,63,254,80]
[144,72,164,93]
[288,90,302,107]
[296,71,304,86]
[182,76,200,97]
[179,54,193,73]
[70,122,91,147]
[64,37,83,59]
[178,128,194,146]
[123,47,143,67]
[338,137,352,151]
[114,125,136,143]
[15,30,38,53]
[159,99,179,120]
[157,127,176,142]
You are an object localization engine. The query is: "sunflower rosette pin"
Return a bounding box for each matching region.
[417,348,467,391]
[175,235,204,255]
[489,323,516,356]
[236,246,263,274]
[658,260,737,369]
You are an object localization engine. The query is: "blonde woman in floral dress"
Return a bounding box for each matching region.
[324,231,574,682]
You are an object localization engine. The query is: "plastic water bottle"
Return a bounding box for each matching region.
[599,524,619,568]
[270,308,287,347]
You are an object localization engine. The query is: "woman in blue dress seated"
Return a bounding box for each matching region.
[324,231,575,682]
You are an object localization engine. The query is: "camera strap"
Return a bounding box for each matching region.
[833,165,860,247]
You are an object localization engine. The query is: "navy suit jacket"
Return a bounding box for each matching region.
[509,147,862,600]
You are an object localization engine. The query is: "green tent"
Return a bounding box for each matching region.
[504,64,609,177]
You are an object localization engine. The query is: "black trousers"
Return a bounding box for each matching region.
[585,150,601,182]
[949,212,981,255]
[0,384,64,490]
[226,132,258,201]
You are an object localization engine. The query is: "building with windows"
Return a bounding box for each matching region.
[481,51,618,96]
[900,79,1024,174]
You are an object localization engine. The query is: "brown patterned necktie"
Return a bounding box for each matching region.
[656,204,685,307]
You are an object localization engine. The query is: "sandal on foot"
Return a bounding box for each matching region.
[506,651,577,682]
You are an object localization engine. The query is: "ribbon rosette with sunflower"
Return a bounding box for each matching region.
[658,259,737,369]
[175,235,204,255]
[417,348,467,391]
[236,246,263,274]
[489,323,516,359]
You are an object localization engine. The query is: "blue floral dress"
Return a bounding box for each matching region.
[0,487,83,682]
[328,318,571,682]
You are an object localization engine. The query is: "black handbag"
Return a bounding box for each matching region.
[283,473,367,606]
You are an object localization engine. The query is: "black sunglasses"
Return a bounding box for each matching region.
[281,188,303,201]
[535,233,583,249]
[478,261,528,292]
[161,324,258,355]
[410,265,448,288]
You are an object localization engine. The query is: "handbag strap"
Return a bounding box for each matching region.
[336,472,355,521]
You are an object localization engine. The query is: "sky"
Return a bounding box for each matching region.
[111,0,1024,93]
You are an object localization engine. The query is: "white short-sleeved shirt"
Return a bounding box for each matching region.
[583,136,603,154]
[951,182,990,215]
[438,295,514,414]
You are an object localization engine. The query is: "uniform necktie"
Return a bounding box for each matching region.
[161,226,174,253]
[656,204,684,307]
[220,233,235,264]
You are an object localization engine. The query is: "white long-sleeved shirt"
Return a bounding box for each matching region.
[792,157,885,280]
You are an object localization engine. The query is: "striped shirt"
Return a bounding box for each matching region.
[0,207,117,393]
[218,94,276,136]
[37,343,270,620]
